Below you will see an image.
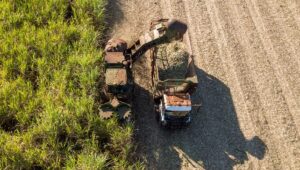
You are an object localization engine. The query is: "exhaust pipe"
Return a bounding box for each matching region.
[159,103,167,126]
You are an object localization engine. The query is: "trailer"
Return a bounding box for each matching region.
[151,43,198,127]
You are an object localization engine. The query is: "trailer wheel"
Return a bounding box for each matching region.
[154,104,159,121]
[123,114,132,123]
[160,120,167,127]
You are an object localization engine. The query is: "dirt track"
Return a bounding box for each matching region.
[107,0,300,169]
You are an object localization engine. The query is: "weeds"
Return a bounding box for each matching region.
[0,0,141,169]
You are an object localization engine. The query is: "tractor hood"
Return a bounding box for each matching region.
[163,93,192,112]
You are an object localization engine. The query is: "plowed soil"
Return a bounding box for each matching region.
[107,0,300,169]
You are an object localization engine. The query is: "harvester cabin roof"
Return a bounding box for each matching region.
[105,52,125,64]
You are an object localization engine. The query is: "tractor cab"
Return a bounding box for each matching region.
[157,93,192,126]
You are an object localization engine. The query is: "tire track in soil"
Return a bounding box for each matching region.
[262,0,300,120]
[286,0,300,27]
[247,0,300,133]
[266,0,300,63]
[205,0,279,169]
[204,0,282,169]
[229,0,300,168]
[262,0,300,104]
[184,1,264,169]
[246,0,300,168]
[234,0,298,168]
[269,0,300,52]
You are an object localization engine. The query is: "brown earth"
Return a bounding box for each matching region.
[106,0,300,169]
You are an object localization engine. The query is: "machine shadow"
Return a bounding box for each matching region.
[133,67,267,170]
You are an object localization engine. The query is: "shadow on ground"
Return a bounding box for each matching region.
[133,67,267,170]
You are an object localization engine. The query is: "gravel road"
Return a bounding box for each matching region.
[106,0,300,169]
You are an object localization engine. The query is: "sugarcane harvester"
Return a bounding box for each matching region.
[99,19,191,123]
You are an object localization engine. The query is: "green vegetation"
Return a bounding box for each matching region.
[0,0,141,169]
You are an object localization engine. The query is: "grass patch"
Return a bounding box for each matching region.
[0,0,141,169]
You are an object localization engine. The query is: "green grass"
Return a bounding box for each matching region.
[0,0,142,169]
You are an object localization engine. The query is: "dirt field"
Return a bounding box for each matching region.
[106,0,300,169]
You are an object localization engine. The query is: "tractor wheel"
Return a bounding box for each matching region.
[159,118,167,127]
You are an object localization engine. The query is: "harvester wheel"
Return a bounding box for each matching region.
[123,110,132,123]
[99,111,113,119]
[99,103,114,119]
[123,112,132,123]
